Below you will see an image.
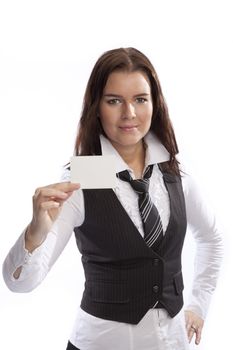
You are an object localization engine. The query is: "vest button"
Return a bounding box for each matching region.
[153,285,159,293]
[153,259,159,266]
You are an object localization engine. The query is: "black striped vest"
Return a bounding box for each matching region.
[74,163,187,324]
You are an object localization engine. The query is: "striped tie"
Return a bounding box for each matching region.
[117,165,163,249]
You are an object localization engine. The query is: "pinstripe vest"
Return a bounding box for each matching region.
[74,164,187,324]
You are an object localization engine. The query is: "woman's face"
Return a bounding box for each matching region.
[99,70,153,153]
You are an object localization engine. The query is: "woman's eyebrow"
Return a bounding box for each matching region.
[103,93,150,98]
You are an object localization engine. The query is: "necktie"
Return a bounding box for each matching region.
[117,165,163,249]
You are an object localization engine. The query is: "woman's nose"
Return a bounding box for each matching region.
[122,102,136,119]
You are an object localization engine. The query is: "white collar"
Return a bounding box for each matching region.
[100,132,170,173]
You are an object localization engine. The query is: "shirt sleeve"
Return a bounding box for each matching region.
[2,171,85,293]
[182,173,224,319]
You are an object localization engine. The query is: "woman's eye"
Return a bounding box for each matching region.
[136,97,147,103]
[107,99,121,105]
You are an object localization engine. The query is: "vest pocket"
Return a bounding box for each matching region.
[87,281,130,304]
[173,271,184,295]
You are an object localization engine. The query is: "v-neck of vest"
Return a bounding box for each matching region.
[110,172,177,255]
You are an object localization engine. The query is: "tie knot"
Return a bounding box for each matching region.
[117,165,153,194]
[130,179,149,194]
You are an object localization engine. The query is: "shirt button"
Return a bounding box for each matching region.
[24,255,30,263]
[153,285,159,293]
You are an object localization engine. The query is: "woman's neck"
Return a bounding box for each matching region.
[113,141,146,179]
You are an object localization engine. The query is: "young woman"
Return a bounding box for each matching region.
[3,47,223,350]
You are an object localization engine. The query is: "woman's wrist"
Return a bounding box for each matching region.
[25,223,47,252]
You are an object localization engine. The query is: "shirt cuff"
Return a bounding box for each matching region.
[184,290,212,320]
[2,228,57,292]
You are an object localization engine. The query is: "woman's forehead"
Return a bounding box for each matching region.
[103,70,151,95]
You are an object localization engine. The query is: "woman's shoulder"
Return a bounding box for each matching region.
[178,159,210,205]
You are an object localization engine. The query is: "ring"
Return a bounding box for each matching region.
[191,325,197,331]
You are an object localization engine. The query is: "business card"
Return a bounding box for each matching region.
[70,155,116,189]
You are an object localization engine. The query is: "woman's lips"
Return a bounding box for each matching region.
[119,125,138,131]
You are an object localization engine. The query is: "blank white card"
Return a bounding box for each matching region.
[70,155,117,189]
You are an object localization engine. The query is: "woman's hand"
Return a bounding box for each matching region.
[185,310,204,345]
[26,182,80,251]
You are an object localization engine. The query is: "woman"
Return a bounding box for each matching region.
[3,47,223,350]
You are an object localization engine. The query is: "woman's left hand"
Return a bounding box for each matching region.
[185,310,204,345]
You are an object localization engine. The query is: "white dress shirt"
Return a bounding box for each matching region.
[2,133,223,350]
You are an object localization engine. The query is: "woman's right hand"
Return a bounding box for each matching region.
[26,182,80,251]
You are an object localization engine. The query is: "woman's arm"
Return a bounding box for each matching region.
[2,182,84,292]
[182,173,224,343]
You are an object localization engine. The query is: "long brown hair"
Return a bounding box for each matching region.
[75,47,180,175]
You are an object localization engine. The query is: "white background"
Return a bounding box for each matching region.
[0,0,232,349]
